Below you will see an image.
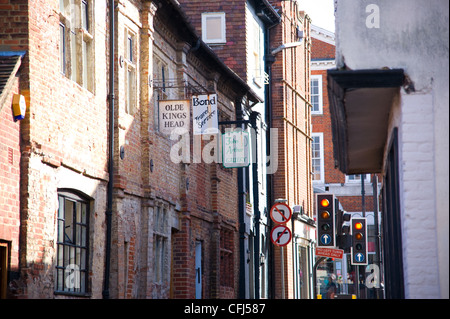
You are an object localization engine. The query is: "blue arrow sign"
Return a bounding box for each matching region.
[320,234,332,245]
[355,253,365,263]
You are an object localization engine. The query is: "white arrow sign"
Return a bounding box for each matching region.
[320,234,332,245]
[356,253,365,263]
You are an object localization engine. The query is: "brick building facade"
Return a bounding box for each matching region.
[178,0,281,299]
[0,0,260,299]
[0,52,24,299]
[268,0,314,299]
[177,0,315,299]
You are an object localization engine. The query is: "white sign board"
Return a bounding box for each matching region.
[222,130,250,168]
[159,100,190,134]
[192,94,219,135]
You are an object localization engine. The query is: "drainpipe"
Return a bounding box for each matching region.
[103,0,115,299]
[236,97,247,299]
[265,24,277,300]
[250,111,260,299]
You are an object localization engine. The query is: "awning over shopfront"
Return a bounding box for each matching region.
[327,68,405,175]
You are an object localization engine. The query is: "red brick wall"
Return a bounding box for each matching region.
[0,0,29,298]
[311,37,335,60]
[178,0,247,80]
[2,0,110,299]
[269,0,312,299]
[0,77,21,275]
[311,68,344,184]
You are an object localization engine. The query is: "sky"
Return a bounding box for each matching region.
[298,0,335,33]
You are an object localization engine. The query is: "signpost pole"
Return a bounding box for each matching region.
[269,202,292,300]
[281,246,285,299]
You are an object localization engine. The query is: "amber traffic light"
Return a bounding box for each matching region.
[351,218,368,265]
[316,194,335,247]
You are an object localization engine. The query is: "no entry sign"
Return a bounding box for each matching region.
[270,203,292,224]
[270,225,292,247]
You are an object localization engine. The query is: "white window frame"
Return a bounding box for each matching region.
[125,28,137,115]
[251,18,263,87]
[201,12,226,44]
[311,132,325,183]
[311,74,323,114]
[59,0,94,92]
[345,174,371,183]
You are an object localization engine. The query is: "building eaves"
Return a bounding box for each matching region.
[159,0,263,104]
[327,68,405,174]
[311,24,335,46]
[0,51,26,113]
[254,0,281,26]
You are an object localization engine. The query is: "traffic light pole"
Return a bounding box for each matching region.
[313,257,326,299]
[355,265,360,299]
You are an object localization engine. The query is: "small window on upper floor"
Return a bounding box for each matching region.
[59,0,94,92]
[311,75,323,114]
[125,29,137,115]
[202,12,226,44]
[346,174,371,183]
[312,133,324,183]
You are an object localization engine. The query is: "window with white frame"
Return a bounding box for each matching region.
[125,29,137,115]
[201,12,226,44]
[310,75,323,114]
[59,0,94,92]
[346,174,371,183]
[311,133,324,182]
[251,19,263,86]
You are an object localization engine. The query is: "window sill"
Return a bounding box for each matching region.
[54,290,92,298]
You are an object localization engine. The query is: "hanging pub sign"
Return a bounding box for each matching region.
[222,130,250,168]
[192,94,219,135]
[158,99,190,134]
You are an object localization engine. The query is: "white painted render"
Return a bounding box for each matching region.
[335,0,449,298]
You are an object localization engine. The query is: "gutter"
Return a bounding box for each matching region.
[103,0,115,299]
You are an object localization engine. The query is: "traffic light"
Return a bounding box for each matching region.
[336,209,352,251]
[316,194,335,247]
[351,218,368,265]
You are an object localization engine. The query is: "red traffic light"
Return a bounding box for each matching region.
[354,222,363,230]
[320,198,330,207]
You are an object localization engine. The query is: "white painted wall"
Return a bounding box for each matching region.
[335,0,449,298]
